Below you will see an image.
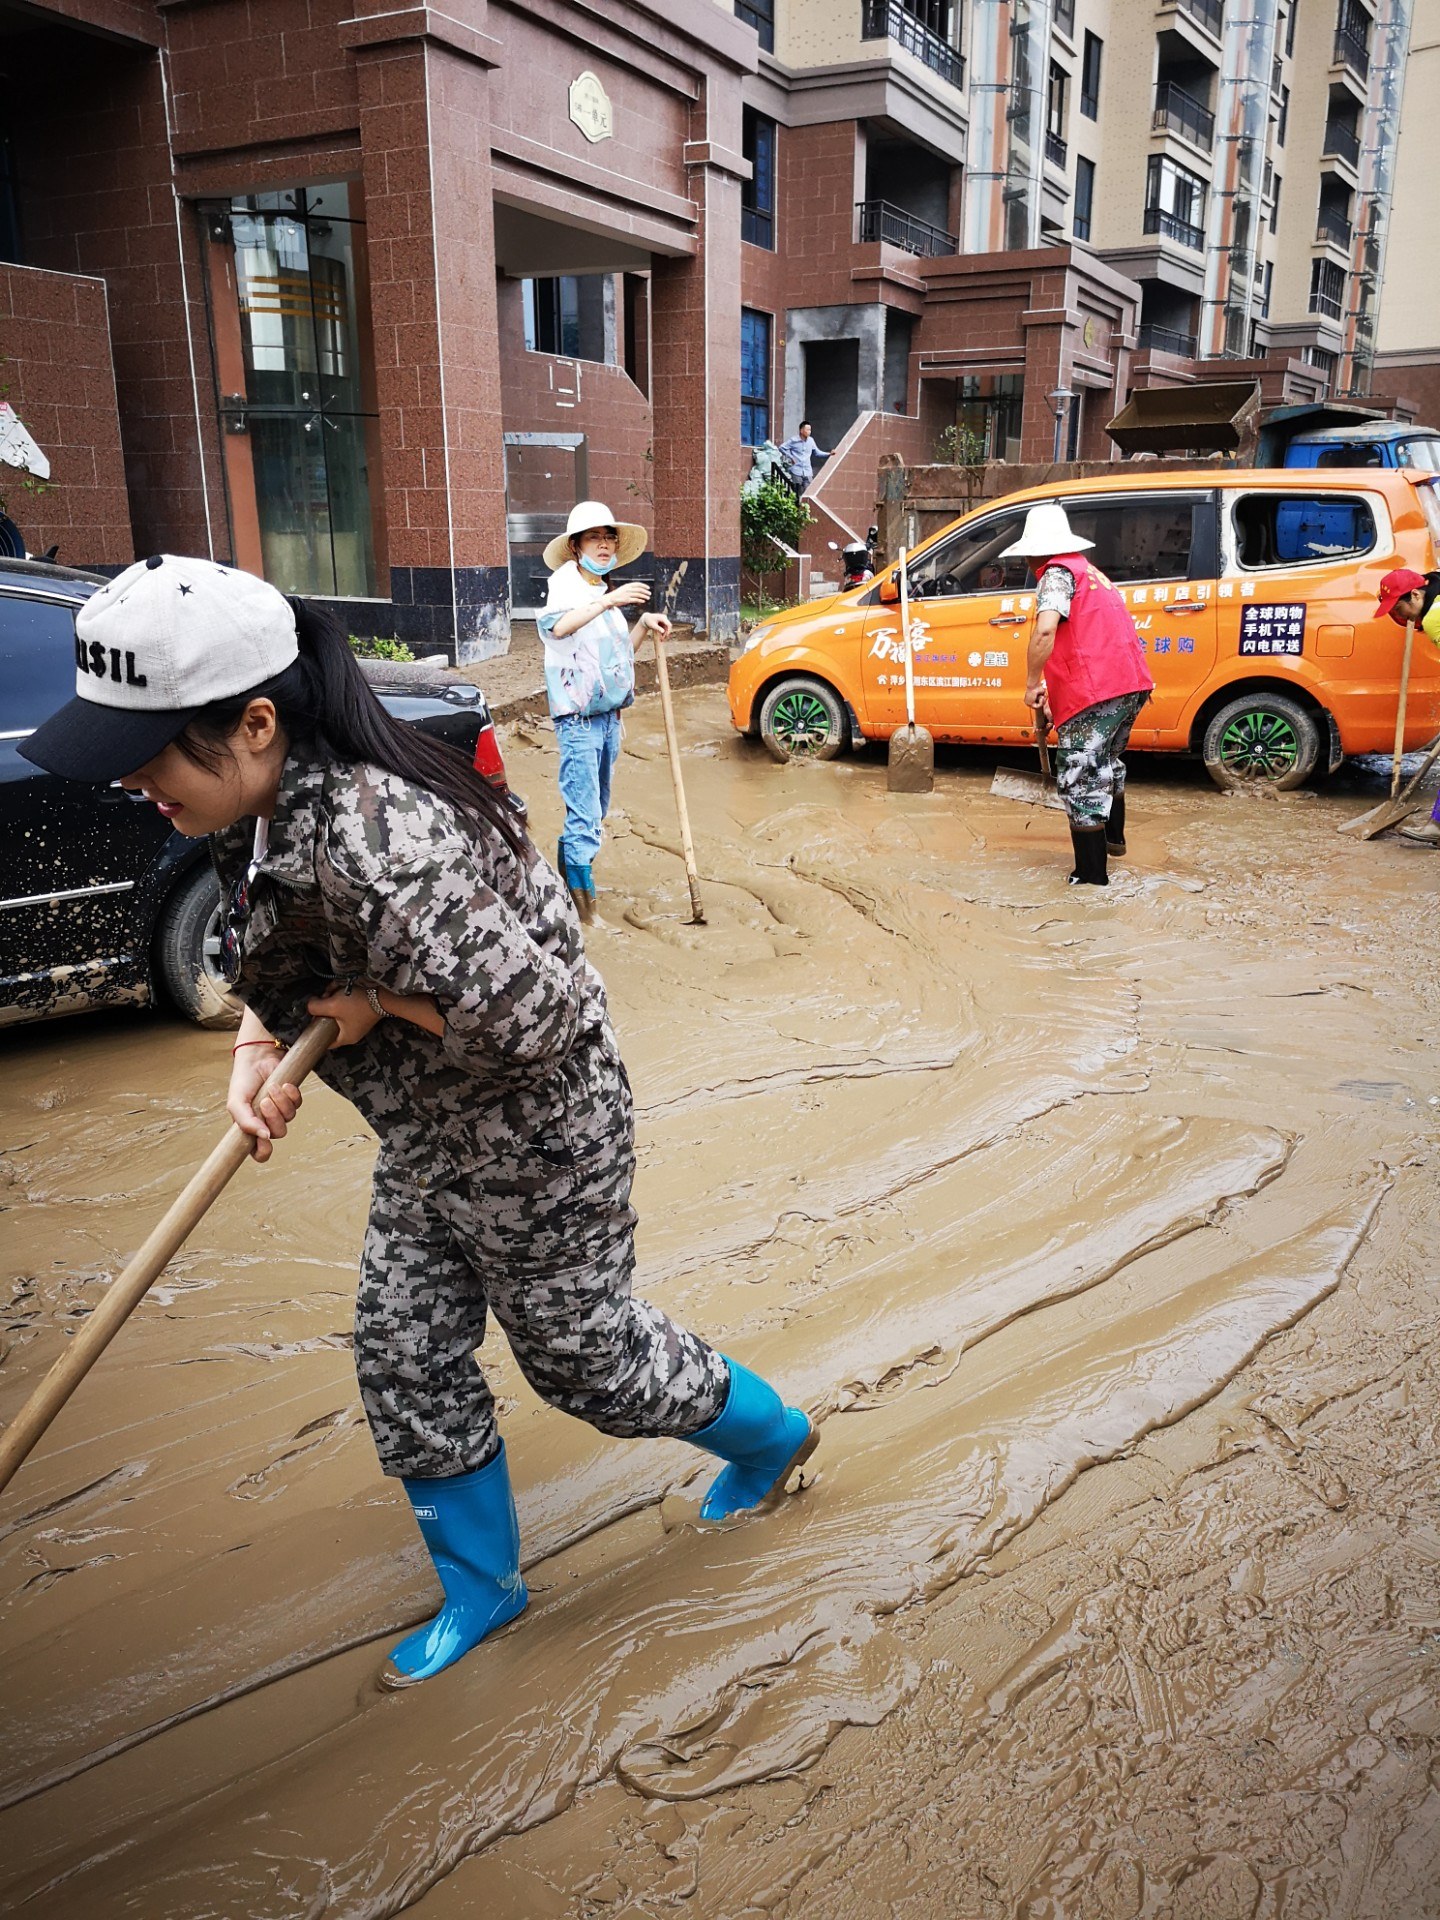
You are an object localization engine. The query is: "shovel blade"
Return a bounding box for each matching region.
[1337,795,1425,838]
[990,767,1066,810]
[887,722,935,793]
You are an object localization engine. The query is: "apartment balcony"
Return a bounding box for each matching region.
[1144,204,1205,249]
[856,198,958,256]
[1153,81,1215,149]
[1045,130,1068,168]
[1316,208,1354,249]
[1309,287,1345,319]
[1322,118,1361,167]
[1333,26,1370,79]
[861,0,966,91]
[1136,321,1198,356]
[1173,0,1223,40]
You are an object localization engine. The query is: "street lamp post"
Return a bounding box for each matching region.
[1047,385,1075,464]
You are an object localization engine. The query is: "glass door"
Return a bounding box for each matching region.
[504,434,588,615]
[202,185,380,599]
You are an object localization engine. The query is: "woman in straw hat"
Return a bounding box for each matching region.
[1002,503,1154,886]
[539,501,668,921]
[19,554,819,1687]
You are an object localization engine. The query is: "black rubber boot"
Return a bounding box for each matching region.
[1106,791,1126,857]
[1068,824,1109,886]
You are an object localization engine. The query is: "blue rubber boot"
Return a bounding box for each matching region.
[689,1357,819,1522]
[380,1443,528,1688]
[558,834,596,924]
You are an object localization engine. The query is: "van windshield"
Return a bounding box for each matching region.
[1394,437,1440,471]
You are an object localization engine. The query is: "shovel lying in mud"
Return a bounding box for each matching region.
[887,547,934,794]
[1338,727,1440,838]
[991,698,1066,810]
[0,1019,337,1497]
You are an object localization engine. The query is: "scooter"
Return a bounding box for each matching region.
[828,525,878,590]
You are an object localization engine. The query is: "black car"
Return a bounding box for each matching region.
[0,558,517,1030]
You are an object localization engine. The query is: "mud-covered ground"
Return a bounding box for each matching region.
[2,686,1439,1920]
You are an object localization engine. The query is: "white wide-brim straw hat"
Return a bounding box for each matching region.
[544,500,649,572]
[1000,502,1095,559]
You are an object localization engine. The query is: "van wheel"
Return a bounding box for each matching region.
[759,677,847,763]
[153,865,243,1028]
[1202,693,1322,792]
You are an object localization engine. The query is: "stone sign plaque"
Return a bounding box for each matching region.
[569,70,613,144]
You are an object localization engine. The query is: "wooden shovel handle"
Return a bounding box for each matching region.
[1392,621,1416,798]
[0,1017,338,1498]
[654,637,706,924]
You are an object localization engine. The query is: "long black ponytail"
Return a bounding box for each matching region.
[178,599,530,859]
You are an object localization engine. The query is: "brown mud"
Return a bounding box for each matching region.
[1,686,1438,1919]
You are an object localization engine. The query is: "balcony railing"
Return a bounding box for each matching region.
[861,0,966,90]
[1316,209,1353,248]
[1144,204,1205,249]
[1322,118,1361,165]
[1045,130,1068,167]
[1137,322,1198,356]
[1174,0,1224,39]
[1309,286,1345,318]
[1153,81,1215,148]
[856,198,958,256]
[1333,26,1370,77]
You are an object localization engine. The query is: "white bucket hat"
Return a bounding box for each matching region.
[543,500,648,572]
[1000,502,1094,560]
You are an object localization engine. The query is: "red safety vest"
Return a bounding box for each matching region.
[1042,553,1154,729]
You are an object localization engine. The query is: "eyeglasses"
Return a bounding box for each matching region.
[218,852,265,984]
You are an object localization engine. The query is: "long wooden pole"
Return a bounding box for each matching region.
[654,638,706,925]
[0,1019,338,1498]
[1391,620,1416,798]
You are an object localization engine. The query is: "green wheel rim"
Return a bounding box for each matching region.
[771,688,835,756]
[1218,708,1301,781]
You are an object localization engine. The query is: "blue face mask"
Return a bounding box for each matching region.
[579,547,618,575]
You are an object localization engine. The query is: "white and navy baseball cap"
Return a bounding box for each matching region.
[21,554,300,782]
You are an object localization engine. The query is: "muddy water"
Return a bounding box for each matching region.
[2,689,1438,1918]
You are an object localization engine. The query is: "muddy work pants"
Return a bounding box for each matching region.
[353,1141,728,1479]
[1055,690,1149,829]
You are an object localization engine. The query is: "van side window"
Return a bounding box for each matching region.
[1232,494,1376,567]
[0,595,82,733]
[1060,497,1203,583]
[906,508,1032,599]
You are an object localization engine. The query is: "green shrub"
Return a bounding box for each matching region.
[348,634,415,663]
[740,481,812,588]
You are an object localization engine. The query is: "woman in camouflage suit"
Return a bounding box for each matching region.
[20,554,818,1688]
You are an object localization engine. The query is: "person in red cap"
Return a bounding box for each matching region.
[1377,566,1440,844]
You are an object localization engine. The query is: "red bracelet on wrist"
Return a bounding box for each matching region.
[232,1038,284,1056]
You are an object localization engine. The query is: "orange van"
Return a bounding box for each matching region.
[729,469,1440,788]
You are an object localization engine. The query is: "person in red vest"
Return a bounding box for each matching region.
[1006,504,1155,887]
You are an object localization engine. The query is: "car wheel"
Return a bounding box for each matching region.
[1202,693,1322,792]
[153,864,243,1028]
[758,677,847,764]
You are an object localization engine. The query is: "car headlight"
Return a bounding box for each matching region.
[743,624,774,653]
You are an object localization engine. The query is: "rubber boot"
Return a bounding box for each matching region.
[689,1357,819,1522]
[1067,823,1109,887]
[1105,791,1126,857]
[380,1442,528,1688]
[558,834,596,925]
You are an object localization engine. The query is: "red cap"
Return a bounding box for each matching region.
[1377,568,1426,620]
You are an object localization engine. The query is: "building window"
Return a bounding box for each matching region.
[1074,156,1095,240]
[741,308,772,445]
[1046,61,1069,165]
[1080,32,1102,118]
[1055,0,1076,37]
[1276,84,1289,146]
[1309,257,1345,319]
[1259,259,1273,319]
[201,184,379,599]
[1285,0,1298,54]
[522,276,615,363]
[1269,172,1281,234]
[742,108,776,249]
[1145,154,1207,247]
[735,0,774,52]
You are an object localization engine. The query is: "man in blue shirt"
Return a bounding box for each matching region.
[778,421,828,488]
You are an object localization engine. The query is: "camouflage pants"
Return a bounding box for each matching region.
[1055,690,1150,828]
[354,1112,729,1479]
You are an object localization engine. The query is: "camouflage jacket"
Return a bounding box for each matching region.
[211,743,621,1178]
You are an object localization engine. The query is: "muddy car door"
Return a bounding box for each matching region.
[861,501,1035,741]
[1057,489,1219,740]
[0,593,173,1013]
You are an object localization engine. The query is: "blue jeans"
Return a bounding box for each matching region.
[556,709,623,867]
